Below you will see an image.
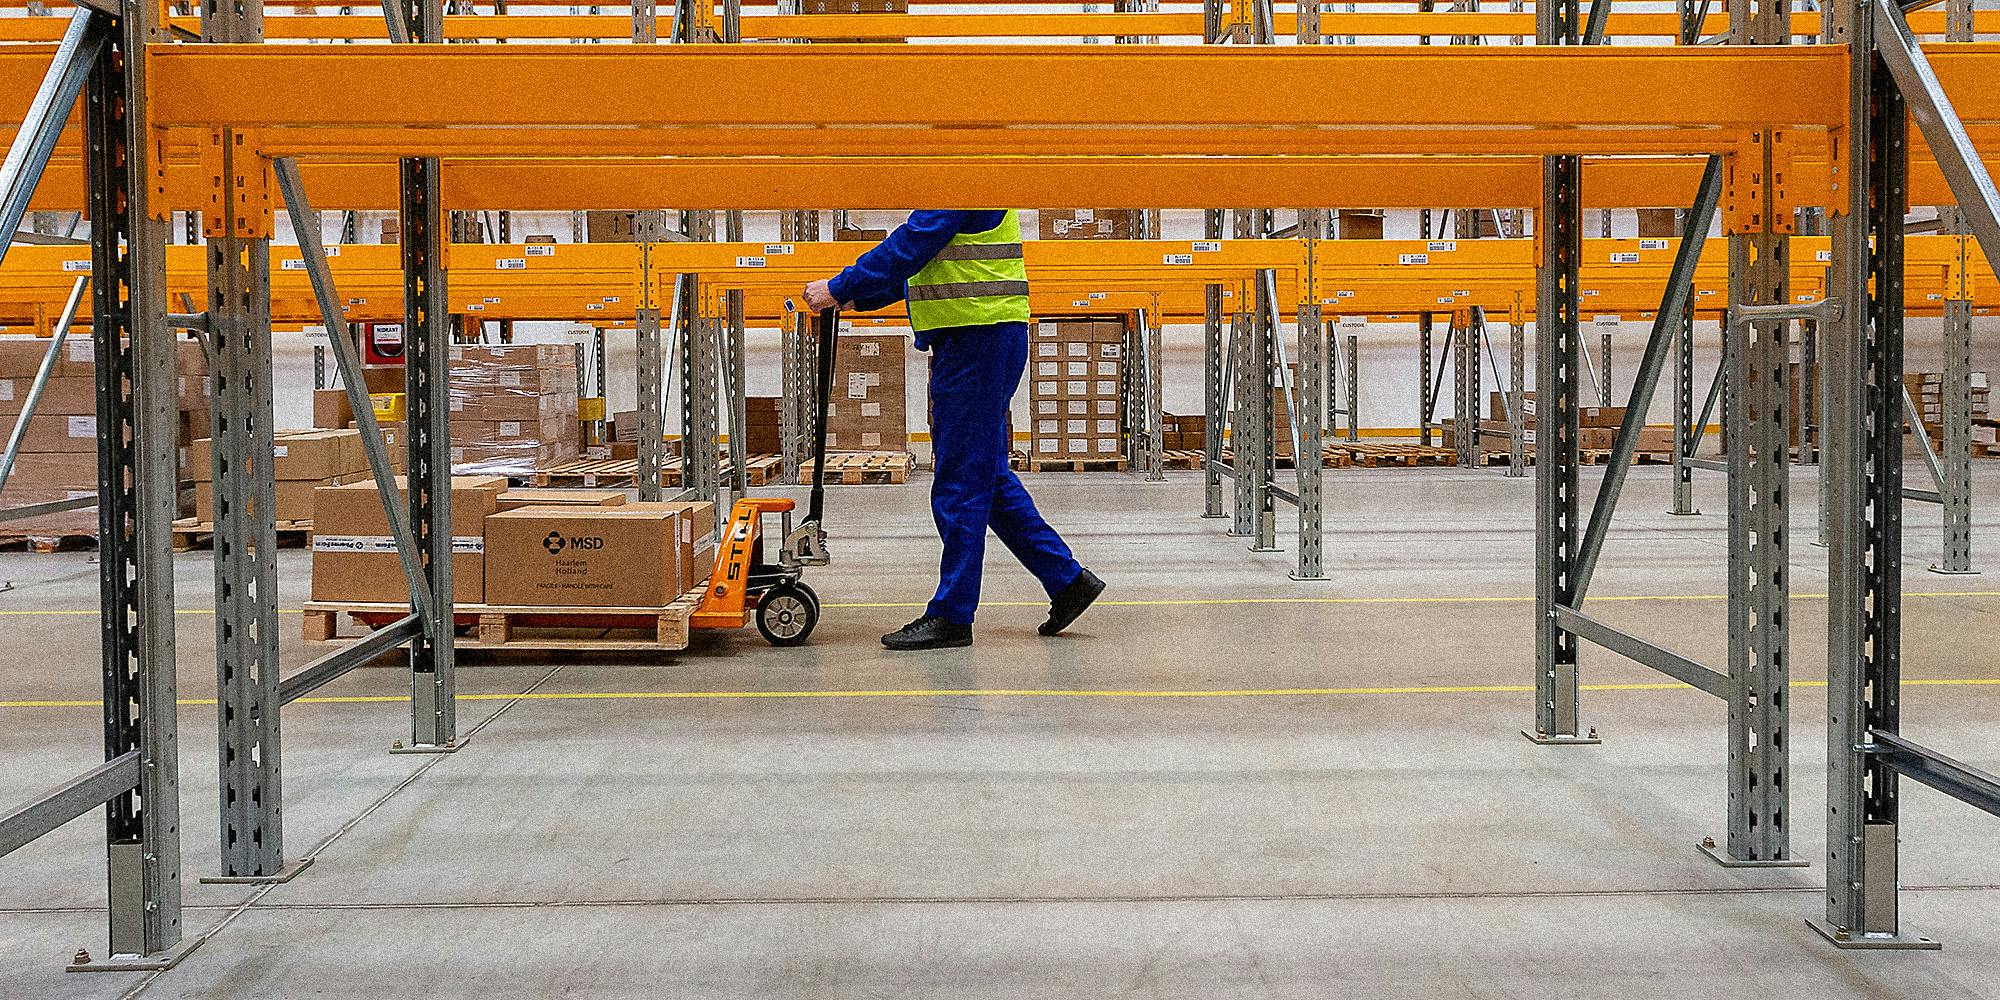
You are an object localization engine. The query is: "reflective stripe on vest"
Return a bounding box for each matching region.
[906,211,1031,332]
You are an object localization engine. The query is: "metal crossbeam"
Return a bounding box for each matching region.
[1554,605,1734,699]
[1869,731,2000,819]
[0,9,105,270]
[0,752,139,859]
[279,615,421,704]
[1570,155,1723,601]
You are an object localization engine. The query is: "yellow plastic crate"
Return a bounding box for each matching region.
[369,392,407,422]
[577,396,606,422]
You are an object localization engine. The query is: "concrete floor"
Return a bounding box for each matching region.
[2,464,1999,999]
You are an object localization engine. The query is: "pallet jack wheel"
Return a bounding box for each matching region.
[756,582,819,647]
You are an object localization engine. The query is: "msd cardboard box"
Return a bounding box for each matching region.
[656,500,718,595]
[495,489,628,512]
[309,475,508,605]
[484,504,688,608]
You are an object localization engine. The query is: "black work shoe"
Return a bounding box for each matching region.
[882,615,973,651]
[1040,568,1106,636]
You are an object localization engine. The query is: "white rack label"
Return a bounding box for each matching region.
[1399,254,1429,265]
[466,303,484,311]
[1437,296,1455,304]
[1582,289,1601,297]
[586,303,604,311]
[1089,292,1107,300]
[1336,290,1355,298]
[280,259,307,271]
[62,260,89,272]
[323,246,341,257]
[483,296,500,304]
[1427,241,1456,252]
[1593,314,1621,327]
[1816,250,1833,262]
[1609,252,1640,263]
[763,244,794,255]
[735,256,766,268]
[525,245,555,257]
[1162,254,1194,266]
[1191,241,1222,252]
[603,296,620,303]
[1639,240,1669,251]
[1453,290,1470,297]
[496,258,527,270]
[1339,316,1367,328]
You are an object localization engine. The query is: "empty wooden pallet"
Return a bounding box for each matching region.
[801,451,912,484]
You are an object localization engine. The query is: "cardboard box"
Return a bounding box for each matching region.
[483,504,686,607]
[0,376,96,417]
[196,474,363,523]
[1338,211,1386,240]
[191,429,366,483]
[314,388,355,428]
[309,475,508,605]
[1,413,100,452]
[1039,209,1132,241]
[361,366,404,395]
[496,489,629,512]
[450,441,576,473]
[585,211,636,243]
[834,227,888,242]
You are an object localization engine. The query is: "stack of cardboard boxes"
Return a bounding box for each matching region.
[310,477,717,609]
[448,344,579,477]
[1039,210,1132,241]
[1904,371,1992,448]
[1472,392,1673,454]
[0,337,208,534]
[824,332,908,453]
[744,396,783,454]
[1028,319,1126,465]
[1226,365,1299,460]
[190,429,373,524]
[312,387,409,474]
[1162,413,1208,452]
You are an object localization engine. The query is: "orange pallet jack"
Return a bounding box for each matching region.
[688,307,839,646]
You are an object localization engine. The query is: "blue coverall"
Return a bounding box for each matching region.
[828,211,1083,625]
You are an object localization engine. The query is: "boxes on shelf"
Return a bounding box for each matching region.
[834,227,889,242]
[484,501,711,607]
[1028,319,1125,461]
[0,337,207,534]
[1904,371,1991,445]
[496,489,628,512]
[1162,413,1208,451]
[447,343,580,477]
[825,332,908,452]
[190,428,372,522]
[584,211,637,243]
[1039,209,1132,241]
[309,475,508,605]
[313,388,354,428]
[1637,208,1681,238]
[744,396,782,454]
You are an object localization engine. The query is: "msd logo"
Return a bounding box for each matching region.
[544,532,605,555]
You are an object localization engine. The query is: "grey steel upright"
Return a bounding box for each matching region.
[197,0,299,886]
[81,0,195,968]
[394,0,459,754]
[1528,0,1590,746]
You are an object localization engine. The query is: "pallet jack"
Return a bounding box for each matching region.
[687,307,839,646]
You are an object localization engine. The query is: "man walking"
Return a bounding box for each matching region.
[805,210,1105,650]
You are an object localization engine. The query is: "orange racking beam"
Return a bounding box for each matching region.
[144,44,1856,135]
[2,11,1987,42]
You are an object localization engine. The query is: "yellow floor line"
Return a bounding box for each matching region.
[5,677,1998,710]
[3,590,2000,618]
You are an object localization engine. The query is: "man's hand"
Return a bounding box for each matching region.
[804,279,840,312]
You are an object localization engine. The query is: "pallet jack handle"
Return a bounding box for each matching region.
[781,306,838,568]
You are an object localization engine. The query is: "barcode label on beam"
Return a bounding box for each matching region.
[1817,250,1833,262]
[280,259,307,270]
[1427,241,1456,252]
[1609,252,1640,263]
[496,259,527,270]
[736,256,766,268]
[1162,254,1194,265]
[1399,254,1429,265]
[62,260,89,272]
[763,244,794,255]
[484,297,500,304]
[586,303,604,311]
[1192,241,1221,252]
[1639,240,1669,251]
[525,245,555,257]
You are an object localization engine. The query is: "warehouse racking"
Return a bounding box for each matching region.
[0,0,1991,970]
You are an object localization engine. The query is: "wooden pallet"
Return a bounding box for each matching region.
[302,589,707,652]
[1023,456,1131,473]
[170,517,312,552]
[1161,449,1206,471]
[801,451,912,484]
[532,454,779,489]
[1323,443,1459,468]
[0,533,97,554]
